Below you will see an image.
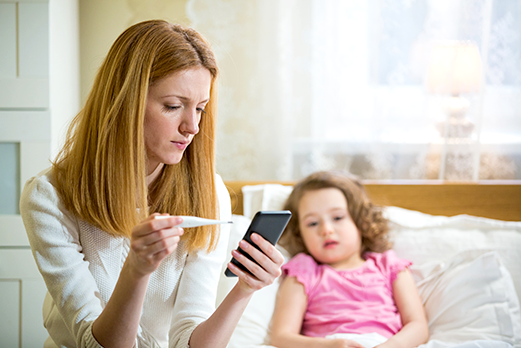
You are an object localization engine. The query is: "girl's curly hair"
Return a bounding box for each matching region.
[278,171,392,259]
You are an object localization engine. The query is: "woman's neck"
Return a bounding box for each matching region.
[146,163,164,186]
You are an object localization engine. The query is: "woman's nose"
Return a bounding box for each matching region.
[180,109,200,135]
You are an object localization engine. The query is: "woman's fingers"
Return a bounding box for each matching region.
[231,249,267,282]
[134,226,183,250]
[227,259,266,291]
[250,233,285,266]
[133,215,182,237]
[231,232,284,289]
[132,215,182,245]
[129,215,184,273]
[142,230,183,256]
[240,234,284,272]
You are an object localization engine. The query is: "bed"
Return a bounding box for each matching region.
[215,180,521,348]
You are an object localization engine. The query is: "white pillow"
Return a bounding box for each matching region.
[418,340,515,348]
[387,206,521,303]
[242,184,293,219]
[412,250,521,347]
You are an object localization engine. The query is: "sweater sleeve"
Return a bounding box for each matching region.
[19,169,104,348]
[168,174,231,348]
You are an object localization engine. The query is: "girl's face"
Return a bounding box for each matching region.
[144,67,211,175]
[298,188,364,269]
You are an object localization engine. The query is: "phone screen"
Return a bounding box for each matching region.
[225,211,291,277]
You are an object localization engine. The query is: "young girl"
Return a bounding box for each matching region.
[270,171,428,348]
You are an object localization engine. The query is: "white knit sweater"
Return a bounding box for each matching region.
[20,168,231,348]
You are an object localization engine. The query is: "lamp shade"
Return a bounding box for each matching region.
[426,41,482,95]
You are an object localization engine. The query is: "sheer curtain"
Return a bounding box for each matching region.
[187,0,521,181]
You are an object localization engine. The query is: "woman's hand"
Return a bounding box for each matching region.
[127,214,184,276]
[227,232,284,294]
[189,233,284,348]
[93,214,183,347]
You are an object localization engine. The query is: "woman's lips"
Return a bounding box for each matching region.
[171,141,189,150]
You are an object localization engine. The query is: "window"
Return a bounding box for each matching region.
[188,0,521,180]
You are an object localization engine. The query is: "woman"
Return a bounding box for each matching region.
[20,20,283,348]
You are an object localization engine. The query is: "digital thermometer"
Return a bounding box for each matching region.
[154,215,233,228]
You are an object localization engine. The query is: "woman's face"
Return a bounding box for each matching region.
[144,67,212,174]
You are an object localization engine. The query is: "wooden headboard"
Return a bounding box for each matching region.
[224,181,521,221]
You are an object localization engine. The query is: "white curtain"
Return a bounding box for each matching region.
[187,0,521,181]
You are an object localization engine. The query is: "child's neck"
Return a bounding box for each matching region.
[328,253,366,270]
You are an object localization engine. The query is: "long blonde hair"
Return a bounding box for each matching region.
[53,20,219,253]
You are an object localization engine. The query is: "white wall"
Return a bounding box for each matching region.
[0,2,79,345]
[49,0,80,160]
[79,0,190,104]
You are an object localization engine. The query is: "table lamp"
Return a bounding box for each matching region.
[426,41,482,138]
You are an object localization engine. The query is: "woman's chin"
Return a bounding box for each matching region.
[163,154,184,165]
[147,154,184,172]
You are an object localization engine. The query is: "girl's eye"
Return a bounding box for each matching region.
[307,221,318,228]
[334,215,345,221]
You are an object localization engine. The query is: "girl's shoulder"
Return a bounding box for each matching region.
[282,252,318,274]
[364,250,412,281]
[365,249,400,262]
[281,253,322,297]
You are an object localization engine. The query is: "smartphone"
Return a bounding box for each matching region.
[225,210,292,277]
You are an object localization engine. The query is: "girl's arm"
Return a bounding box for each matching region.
[188,232,285,348]
[270,276,364,348]
[376,268,429,348]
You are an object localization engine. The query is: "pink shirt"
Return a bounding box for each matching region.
[282,250,411,338]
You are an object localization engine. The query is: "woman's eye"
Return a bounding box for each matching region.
[163,105,180,112]
[196,107,206,114]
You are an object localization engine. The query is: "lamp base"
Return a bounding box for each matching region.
[436,116,475,138]
[437,96,474,138]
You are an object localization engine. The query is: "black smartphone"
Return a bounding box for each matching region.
[225,210,292,277]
